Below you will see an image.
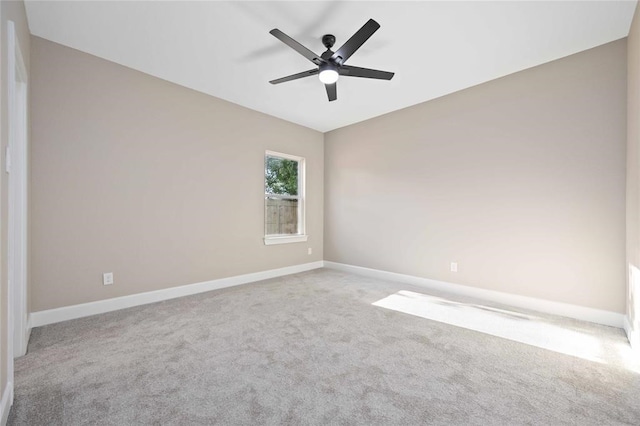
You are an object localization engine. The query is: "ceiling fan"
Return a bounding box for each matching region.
[269,19,394,102]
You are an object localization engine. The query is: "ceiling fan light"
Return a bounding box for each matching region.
[319,68,339,84]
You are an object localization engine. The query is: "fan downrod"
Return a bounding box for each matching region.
[322,34,336,49]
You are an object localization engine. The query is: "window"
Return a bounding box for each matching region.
[264,151,307,245]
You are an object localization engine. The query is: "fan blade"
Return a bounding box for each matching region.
[339,65,394,80]
[270,69,319,85]
[270,29,325,65]
[330,19,380,65]
[325,83,337,102]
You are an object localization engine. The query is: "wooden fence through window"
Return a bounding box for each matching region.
[265,198,298,235]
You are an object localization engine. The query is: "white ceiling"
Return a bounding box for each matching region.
[24,1,637,132]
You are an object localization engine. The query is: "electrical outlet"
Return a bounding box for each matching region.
[450,262,458,273]
[103,272,114,286]
[308,247,313,255]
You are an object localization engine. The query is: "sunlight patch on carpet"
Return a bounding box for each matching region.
[373,290,610,364]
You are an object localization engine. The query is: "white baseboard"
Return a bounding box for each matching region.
[624,315,639,349]
[31,261,324,327]
[13,316,33,357]
[29,259,625,330]
[624,315,632,345]
[324,261,624,328]
[0,381,13,426]
[23,317,32,355]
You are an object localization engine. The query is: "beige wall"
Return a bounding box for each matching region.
[325,39,627,313]
[30,37,323,312]
[0,0,30,417]
[627,2,640,345]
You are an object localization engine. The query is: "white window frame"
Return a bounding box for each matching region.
[264,150,308,245]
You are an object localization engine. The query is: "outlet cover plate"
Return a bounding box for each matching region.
[103,272,114,285]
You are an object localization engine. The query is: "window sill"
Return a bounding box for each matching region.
[264,235,308,245]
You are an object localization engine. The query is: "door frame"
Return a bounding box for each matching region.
[7,18,29,373]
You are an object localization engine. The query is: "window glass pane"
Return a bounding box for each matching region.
[265,197,299,235]
[265,156,298,196]
[265,154,300,236]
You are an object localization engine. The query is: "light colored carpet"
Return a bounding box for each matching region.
[373,290,639,366]
[8,268,640,425]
